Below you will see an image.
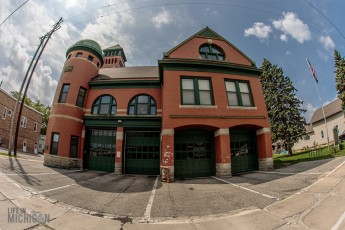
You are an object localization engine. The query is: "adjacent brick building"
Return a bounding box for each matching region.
[44,27,273,180]
[0,88,42,153]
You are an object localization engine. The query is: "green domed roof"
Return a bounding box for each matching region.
[66,39,104,65]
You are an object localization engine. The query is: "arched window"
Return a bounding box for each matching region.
[128,94,157,115]
[92,95,117,115]
[199,44,225,61]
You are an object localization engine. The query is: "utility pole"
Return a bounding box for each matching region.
[10,17,62,157]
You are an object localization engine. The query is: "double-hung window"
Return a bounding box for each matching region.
[181,77,213,105]
[58,84,70,103]
[20,116,27,128]
[225,80,254,107]
[76,87,86,107]
[50,132,59,155]
[34,122,38,132]
[2,107,7,119]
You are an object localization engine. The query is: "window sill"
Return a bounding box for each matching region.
[227,106,257,110]
[179,105,217,109]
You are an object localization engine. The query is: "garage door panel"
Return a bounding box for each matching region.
[125,131,160,175]
[175,130,215,178]
[230,130,258,174]
[85,129,116,172]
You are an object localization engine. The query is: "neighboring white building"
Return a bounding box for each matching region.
[294,99,345,151]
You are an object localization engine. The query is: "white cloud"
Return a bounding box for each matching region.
[280,34,288,42]
[320,35,335,51]
[303,103,317,123]
[0,0,139,105]
[272,12,311,43]
[151,10,173,29]
[285,51,291,55]
[244,22,272,39]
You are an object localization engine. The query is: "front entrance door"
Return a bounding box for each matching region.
[84,129,116,172]
[23,141,27,152]
[174,129,215,178]
[124,131,160,175]
[230,129,258,174]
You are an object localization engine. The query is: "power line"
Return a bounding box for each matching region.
[0,0,30,28]
[302,0,345,41]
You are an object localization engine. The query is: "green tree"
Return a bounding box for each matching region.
[260,59,308,156]
[334,50,345,109]
[10,91,50,135]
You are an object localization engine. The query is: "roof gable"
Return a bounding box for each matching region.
[164,27,256,66]
[196,27,224,39]
[311,99,343,123]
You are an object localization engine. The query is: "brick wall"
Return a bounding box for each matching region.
[0,88,43,153]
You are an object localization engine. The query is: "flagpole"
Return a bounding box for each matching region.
[305,58,330,151]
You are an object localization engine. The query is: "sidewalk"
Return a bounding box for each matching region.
[0,157,344,229]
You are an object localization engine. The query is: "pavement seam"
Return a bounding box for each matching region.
[265,158,345,229]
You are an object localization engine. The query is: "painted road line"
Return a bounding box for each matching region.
[142,176,159,222]
[331,211,345,230]
[212,176,278,200]
[38,184,77,194]
[255,171,322,175]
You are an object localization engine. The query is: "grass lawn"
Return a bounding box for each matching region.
[274,143,345,168]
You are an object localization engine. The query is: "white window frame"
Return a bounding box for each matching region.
[7,109,12,117]
[34,122,38,132]
[20,116,27,128]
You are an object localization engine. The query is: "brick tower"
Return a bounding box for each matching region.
[44,39,103,168]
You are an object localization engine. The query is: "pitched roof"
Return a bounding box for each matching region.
[93,66,159,81]
[305,124,314,134]
[103,44,127,62]
[103,44,123,51]
[164,26,256,66]
[311,99,343,123]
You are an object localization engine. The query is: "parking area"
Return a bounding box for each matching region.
[0,154,343,221]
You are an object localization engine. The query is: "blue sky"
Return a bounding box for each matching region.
[0,0,344,122]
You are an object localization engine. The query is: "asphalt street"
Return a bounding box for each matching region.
[0,151,343,223]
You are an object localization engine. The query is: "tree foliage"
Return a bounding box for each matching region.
[334,50,345,110]
[10,91,50,135]
[260,59,308,156]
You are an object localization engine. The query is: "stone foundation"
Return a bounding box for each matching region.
[161,166,174,182]
[258,157,274,171]
[44,154,82,170]
[115,162,122,174]
[216,163,231,177]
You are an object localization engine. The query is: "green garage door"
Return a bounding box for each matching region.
[230,129,258,174]
[84,129,116,172]
[175,130,215,178]
[124,131,160,175]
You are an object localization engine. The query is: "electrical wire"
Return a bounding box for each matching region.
[302,0,345,41]
[0,0,30,27]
